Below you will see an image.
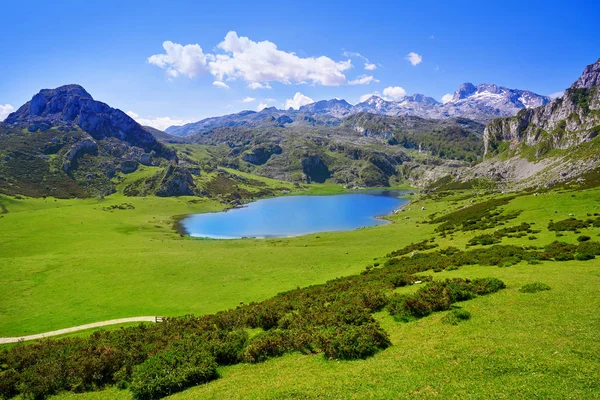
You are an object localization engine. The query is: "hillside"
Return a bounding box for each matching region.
[175,112,485,188]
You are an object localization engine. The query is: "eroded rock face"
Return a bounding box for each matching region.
[4,85,174,159]
[155,166,197,197]
[301,155,330,183]
[62,137,98,173]
[242,145,282,165]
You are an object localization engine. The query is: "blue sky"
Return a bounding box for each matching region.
[1,0,599,128]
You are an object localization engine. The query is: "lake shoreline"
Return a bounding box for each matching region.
[177,190,412,240]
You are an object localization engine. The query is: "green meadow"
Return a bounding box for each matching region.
[2,181,600,398]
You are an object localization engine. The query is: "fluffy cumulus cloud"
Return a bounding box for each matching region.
[150,32,353,87]
[364,63,377,71]
[405,52,422,66]
[126,111,191,131]
[284,92,314,110]
[242,96,256,103]
[348,75,379,85]
[209,32,351,86]
[213,81,229,89]
[382,86,407,100]
[441,93,454,104]
[148,41,210,78]
[0,104,15,121]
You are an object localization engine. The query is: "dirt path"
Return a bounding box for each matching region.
[0,316,158,344]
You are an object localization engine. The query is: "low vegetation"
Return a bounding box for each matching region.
[519,282,551,293]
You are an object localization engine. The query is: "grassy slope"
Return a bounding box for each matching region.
[2,181,600,398]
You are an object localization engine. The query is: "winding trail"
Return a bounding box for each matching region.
[0,317,158,344]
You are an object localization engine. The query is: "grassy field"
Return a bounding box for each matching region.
[2,180,600,398]
[0,177,417,338]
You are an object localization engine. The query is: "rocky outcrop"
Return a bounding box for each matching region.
[5,85,174,159]
[484,59,600,158]
[301,155,330,183]
[242,145,282,165]
[155,166,197,197]
[459,58,600,189]
[62,137,98,173]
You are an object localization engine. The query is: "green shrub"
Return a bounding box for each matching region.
[577,235,591,242]
[442,308,472,325]
[548,218,592,232]
[519,282,551,293]
[242,330,293,363]
[467,234,498,246]
[130,346,217,400]
[318,323,391,360]
[388,278,504,322]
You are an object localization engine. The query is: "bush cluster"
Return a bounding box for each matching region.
[430,196,521,234]
[519,282,551,293]
[388,278,504,322]
[386,239,438,257]
[548,216,600,232]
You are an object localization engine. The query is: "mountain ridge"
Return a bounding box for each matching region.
[167,82,550,137]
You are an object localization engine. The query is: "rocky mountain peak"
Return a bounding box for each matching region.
[403,94,440,105]
[570,58,600,89]
[4,84,171,157]
[452,83,477,101]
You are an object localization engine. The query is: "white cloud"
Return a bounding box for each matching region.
[349,75,379,85]
[0,104,15,121]
[148,41,211,78]
[213,81,229,89]
[126,111,191,131]
[382,86,407,100]
[284,92,314,110]
[429,35,436,40]
[257,102,269,111]
[549,91,564,99]
[247,82,271,89]
[405,52,422,66]
[208,31,352,87]
[359,92,381,102]
[242,96,256,103]
[441,94,453,104]
[343,51,378,71]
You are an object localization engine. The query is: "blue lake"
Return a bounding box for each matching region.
[181,191,408,239]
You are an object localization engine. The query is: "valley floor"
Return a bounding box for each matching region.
[1,183,600,398]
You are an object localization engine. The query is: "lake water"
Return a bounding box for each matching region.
[180,191,408,239]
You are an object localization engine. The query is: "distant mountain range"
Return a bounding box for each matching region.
[166,83,550,136]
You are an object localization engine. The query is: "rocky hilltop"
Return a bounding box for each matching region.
[0,85,192,198]
[5,85,170,157]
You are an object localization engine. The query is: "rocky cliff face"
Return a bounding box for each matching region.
[484,59,600,158]
[454,58,600,190]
